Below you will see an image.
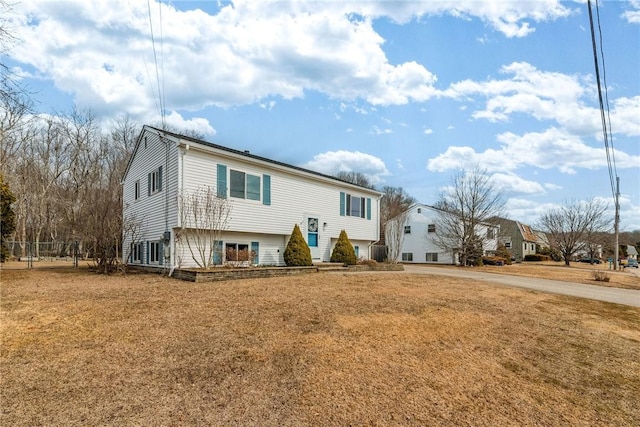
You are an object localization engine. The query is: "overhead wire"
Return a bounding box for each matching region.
[587,0,617,200]
[147,0,166,129]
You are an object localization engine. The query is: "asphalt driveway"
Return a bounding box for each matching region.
[401,265,640,308]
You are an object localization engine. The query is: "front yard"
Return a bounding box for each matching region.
[1,268,639,426]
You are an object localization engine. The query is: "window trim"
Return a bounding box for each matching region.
[427,224,436,233]
[404,225,411,234]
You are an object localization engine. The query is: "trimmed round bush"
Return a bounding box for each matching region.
[284,224,312,266]
[330,229,357,265]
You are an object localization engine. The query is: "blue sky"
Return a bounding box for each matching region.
[4,0,640,230]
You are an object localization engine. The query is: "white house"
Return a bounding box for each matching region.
[387,204,499,265]
[122,126,381,271]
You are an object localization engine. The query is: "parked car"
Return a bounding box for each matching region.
[627,259,638,268]
[579,258,601,264]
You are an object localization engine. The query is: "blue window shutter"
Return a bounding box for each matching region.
[217,164,227,198]
[340,192,345,216]
[147,173,151,196]
[263,174,271,205]
[367,198,372,220]
[251,241,259,264]
[158,166,163,191]
[146,241,149,264]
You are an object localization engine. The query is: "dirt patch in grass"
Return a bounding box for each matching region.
[1,269,639,426]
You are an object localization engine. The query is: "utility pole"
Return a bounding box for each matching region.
[614,177,620,270]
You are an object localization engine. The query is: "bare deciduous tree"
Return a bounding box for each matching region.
[536,198,610,266]
[177,186,232,270]
[385,208,410,264]
[430,168,505,266]
[334,171,375,189]
[379,185,415,243]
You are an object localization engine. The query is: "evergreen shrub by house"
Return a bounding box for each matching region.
[330,230,357,265]
[283,224,312,266]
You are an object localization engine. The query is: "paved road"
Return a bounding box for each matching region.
[400,265,640,308]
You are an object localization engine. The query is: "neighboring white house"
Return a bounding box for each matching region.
[122,126,381,270]
[386,204,500,264]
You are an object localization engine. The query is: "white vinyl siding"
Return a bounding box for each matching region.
[123,127,380,268]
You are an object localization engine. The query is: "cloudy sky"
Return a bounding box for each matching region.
[4,0,640,230]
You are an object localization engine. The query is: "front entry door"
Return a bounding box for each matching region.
[307,217,320,260]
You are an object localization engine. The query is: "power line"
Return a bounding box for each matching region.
[147,0,166,129]
[587,0,617,199]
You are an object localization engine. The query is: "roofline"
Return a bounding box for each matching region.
[127,125,381,196]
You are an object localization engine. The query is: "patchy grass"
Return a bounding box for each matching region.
[468,261,640,290]
[1,269,639,426]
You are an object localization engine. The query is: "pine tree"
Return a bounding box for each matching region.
[283,224,312,266]
[330,229,357,265]
[0,174,16,262]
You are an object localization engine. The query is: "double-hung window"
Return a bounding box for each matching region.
[150,241,161,263]
[427,224,436,233]
[426,252,438,262]
[404,226,411,234]
[148,166,162,196]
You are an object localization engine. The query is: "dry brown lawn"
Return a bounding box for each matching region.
[1,267,639,426]
[462,261,640,290]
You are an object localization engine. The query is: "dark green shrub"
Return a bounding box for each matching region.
[524,254,550,262]
[283,224,312,266]
[330,230,357,265]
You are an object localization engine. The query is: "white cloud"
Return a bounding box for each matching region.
[428,127,640,175]
[301,150,390,184]
[6,0,576,123]
[622,0,640,23]
[163,112,216,136]
[423,128,433,135]
[490,172,545,195]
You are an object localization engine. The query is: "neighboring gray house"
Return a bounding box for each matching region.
[626,245,638,261]
[121,126,381,271]
[489,217,538,262]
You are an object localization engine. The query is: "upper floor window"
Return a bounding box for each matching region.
[428,224,436,233]
[486,228,495,239]
[217,164,271,205]
[505,242,512,249]
[404,226,411,234]
[148,166,162,196]
[339,192,371,220]
[230,169,261,200]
